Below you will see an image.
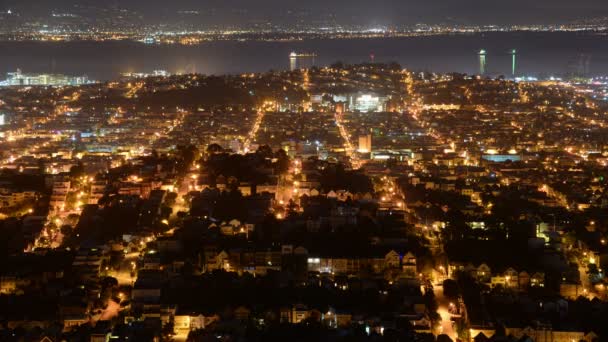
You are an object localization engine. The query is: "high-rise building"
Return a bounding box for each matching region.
[288,52,316,71]
[511,49,517,77]
[479,50,487,75]
[289,52,297,71]
[358,134,372,153]
[0,113,5,126]
[568,54,591,77]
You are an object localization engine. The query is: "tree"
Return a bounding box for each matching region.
[69,161,85,178]
[331,61,345,69]
[256,145,274,159]
[178,144,199,163]
[274,149,290,175]
[162,320,175,341]
[319,163,373,194]
[437,334,453,342]
[423,289,440,328]
[100,276,118,289]
[455,320,470,341]
[206,143,223,155]
[443,279,460,300]
[60,225,73,239]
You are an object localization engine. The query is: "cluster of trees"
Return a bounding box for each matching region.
[203,144,289,187]
[319,164,373,194]
[75,74,308,111]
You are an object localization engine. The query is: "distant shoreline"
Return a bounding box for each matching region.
[1,29,607,45]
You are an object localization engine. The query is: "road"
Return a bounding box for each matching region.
[334,111,361,169]
[434,285,457,340]
[99,300,121,321]
[576,251,599,299]
[243,110,265,153]
[108,252,139,285]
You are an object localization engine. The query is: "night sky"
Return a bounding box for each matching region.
[4,0,608,26]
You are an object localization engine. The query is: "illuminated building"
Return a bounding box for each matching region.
[482,154,521,163]
[511,49,517,77]
[349,94,387,112]
[310,95,323,104]
[0,113,4,126]
[479,49,487,75]
[0,69,92,87]
[333,95,348,103]
[370,149,413,161]
[335,102,345,114]
[288,52,316,71]
[358,134,372,153]
[289,52,297,71]
[143,37,156,44]
[121,70,170,79]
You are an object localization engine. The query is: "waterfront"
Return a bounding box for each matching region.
[2,32,608,80]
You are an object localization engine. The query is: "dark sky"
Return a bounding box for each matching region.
[4,0,608,26]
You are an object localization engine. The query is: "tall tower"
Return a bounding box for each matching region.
[289,52,297,71]
[511,49,517,77]
[478,49,487,75]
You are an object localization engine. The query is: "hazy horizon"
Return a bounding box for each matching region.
[3,0,608,27]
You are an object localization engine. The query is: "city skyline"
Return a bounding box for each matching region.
[3,0,608,28]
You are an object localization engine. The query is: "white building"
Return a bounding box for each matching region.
[0,69,91,87]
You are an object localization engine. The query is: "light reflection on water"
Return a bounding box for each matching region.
[0,32,607,80]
